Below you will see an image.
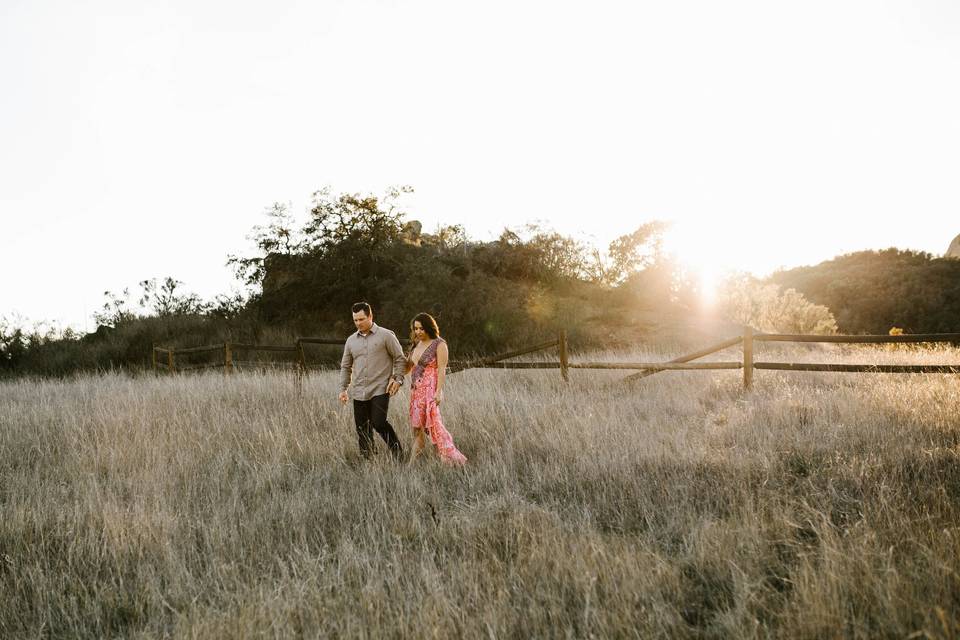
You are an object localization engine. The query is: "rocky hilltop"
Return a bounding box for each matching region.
[946,233,960,259]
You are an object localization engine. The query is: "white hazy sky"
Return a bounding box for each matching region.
[2,0,959,332]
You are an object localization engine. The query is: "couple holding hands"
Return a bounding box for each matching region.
[337,302,467,466]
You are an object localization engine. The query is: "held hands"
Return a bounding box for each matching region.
[387,379,401,396]
[338,390,349,404]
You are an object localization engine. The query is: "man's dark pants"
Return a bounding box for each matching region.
[353,393,403,460]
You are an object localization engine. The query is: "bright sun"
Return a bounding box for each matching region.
[695,265,721,307]
[657,217,802,287]
[654,216,813,308]
[660,221,731,307]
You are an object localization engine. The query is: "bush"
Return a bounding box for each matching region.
[719,276,838,334]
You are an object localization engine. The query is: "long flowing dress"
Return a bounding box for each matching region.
[409,338,467,465]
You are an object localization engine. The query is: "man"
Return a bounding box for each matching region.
[338,302,406,460]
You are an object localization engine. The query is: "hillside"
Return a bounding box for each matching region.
[769,249,960,334]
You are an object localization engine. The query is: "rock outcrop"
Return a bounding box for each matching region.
[400,220,422,246]
[947,234,960,259]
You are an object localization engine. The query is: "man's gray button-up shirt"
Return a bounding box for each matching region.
[339,323,406,401]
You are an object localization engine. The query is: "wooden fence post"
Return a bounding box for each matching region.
[296,340,307,395]
[559,329,569,382]
[297,340,308,377]
[743,326,753,389]
[168,348,175,374]
[224,342,232,375]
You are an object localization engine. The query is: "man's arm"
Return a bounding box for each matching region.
[386,332,406,382]
[386,331,405,395]
[338,340,353,402]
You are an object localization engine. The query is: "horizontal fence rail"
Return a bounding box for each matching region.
[754,333,960,344]
[619,336,745,384]
[152,338,345,376]
[573,362,742,371]
[743,329,960,388]
[447,333,567,377]
[151,328,960,390]
[231,344,298,352]
[171,344,223,355]
[449,338,562,374]
[754,363,960,374]
[461,362,561,370]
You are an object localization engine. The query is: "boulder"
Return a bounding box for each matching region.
[400,220,422,246]
[947,234,960,259]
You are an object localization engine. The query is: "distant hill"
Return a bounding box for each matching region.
[769,249,960,334]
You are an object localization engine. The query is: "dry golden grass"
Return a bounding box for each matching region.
[2,343,959,639]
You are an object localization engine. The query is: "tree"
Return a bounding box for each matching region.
[227,202,303,287]
[604,221,670,285]
[93,288,137,328]
[138,277,209,317]
[422,224,468,252]
[524,227,588,282]
[302,186,411,254]
[0,316,27,370]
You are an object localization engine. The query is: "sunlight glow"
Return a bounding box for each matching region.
[695,265,721,308]
[661,221,731,307]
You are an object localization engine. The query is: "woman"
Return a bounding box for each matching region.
[406,313,467,466]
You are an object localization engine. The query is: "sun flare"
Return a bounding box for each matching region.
[660,222,731,307]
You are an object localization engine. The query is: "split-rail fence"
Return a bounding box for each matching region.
[152,329,960,388]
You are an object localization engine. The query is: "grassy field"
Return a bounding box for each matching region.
[1,343,959,639]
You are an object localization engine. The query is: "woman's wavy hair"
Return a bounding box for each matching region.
[409,312,440,345]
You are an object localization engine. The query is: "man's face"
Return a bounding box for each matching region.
[353,310,373,334]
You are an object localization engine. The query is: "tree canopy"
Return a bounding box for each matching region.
[7,186,929,377]
[770,249,960,334]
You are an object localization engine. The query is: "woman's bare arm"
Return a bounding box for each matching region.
[436,342,449,394]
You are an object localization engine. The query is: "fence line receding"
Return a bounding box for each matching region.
[153,328,960,388]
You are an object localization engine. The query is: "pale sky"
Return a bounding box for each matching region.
[2,0,959,332]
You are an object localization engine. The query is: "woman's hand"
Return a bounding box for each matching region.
[433,389,443,405]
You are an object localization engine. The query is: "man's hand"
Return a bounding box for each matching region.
[338,390,349,404]
[387,380,400,396]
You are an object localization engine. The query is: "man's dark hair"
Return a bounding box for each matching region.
[351,302,372,317]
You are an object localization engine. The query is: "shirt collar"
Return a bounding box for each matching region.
[357,323,379,337]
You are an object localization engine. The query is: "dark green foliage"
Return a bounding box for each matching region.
[10,187,877,377]
[0,314,251,377]
[770,249,960,334]
[239,188,676,356]
[1,188,676,376]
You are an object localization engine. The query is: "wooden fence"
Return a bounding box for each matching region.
[153,328,960,388]
[152,338,343,375]
[611,329,960,388]
[743,329,960,387]
[447,332,570,380]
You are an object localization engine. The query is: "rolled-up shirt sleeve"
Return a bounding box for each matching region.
[386,332,406,381]
[339,341,353,392]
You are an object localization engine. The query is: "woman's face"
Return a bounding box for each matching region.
[413,321,428,342]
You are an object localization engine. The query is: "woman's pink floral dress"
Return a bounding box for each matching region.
[409,338,467,465]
